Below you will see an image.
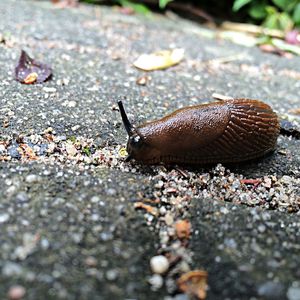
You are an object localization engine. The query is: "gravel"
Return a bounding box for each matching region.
[0,0,300,299]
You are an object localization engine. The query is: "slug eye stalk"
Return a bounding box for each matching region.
[118,100,132,136]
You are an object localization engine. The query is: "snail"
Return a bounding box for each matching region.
[118,99,280,165]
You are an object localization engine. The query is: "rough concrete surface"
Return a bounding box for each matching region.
[0,1,300,300]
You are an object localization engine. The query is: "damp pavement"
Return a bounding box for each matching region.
[1,1,300,299]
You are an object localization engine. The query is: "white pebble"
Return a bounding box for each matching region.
[164,213,174,226]
[0,213,10,223]
[148,274,163,290]
[150,255,169,274]
[43,87,57,93]
[287,286,300,300]
[25,174,39,183]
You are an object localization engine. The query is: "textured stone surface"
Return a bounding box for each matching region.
[1,1,300,299]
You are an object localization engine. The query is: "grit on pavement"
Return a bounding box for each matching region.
[1,1,300,299]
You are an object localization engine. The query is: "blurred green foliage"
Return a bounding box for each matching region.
[116,0,173,13]
[118,0,152,15]
[81,0,300,31]
[233,0,300,30]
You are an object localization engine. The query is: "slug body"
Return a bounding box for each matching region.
[118,99,280,165]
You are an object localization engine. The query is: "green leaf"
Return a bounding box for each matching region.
[256,35,272,45]
[271,0,290,11]
[159,0,173,9]
[68,136,77,143]
[82,146,91,156]
[232,0,252,12]
[263,13,279,29]
[278,12,293,30]
[286,0,298,13]
[265,6,278,15]
[249,2,267,19]
[119,0,151,16]
[293,3,300,23]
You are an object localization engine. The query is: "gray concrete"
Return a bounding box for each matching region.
[0,1,300,299]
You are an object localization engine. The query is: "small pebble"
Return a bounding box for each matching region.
[106,269,119,281]
[43,87,57,93]
[15,192,29,203]
[148,274,163,290]
[164,213,174,226]
[85,256,98,267]
[25,174,39,183]
[258,281,285,299]
[8,145,21,159]
[0,213,10,223]
[150,255,169,274]
[287,286,300,300]
[7,285,26,300]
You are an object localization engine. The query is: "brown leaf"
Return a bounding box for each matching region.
[175,219,191,240]
[177,270,208,300]
[24,72,38,84]
[288,108,300,115]
[15,50,52,84]
[259,44,286,57]
[240,179,262,186]
[19,144,37,160]
[134,202,158,216]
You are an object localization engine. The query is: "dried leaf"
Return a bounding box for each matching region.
[240,179,262,188]
[177,270,208,300]
[15,50,52,84]
[134,202,158,216]
[288,108,300,115]
[133,49,184,71]
[175,219,191,239]
[218,31,257,47]
[259,44,286,56]
[24,72,38,84]
[221,21,284,38]
[19,144,37,160]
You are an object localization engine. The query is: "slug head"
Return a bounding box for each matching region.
[118,101,158,163]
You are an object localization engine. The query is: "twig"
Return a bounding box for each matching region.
[212,93,234,101]
[221,21,284,39]
[205,53,245,65]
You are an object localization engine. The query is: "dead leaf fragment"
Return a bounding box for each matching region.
[240,179,262,186]
[175,219,191,239]
[177,270,208,300]
[133,49,184,71]
[24,72,38,84]
[19,144,37,160]
[288,108,300,115]
[134,202,158,216]
[15,50,52,84]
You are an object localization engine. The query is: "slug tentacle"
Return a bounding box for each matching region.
[118,100,133,136]
[118,99,280,165]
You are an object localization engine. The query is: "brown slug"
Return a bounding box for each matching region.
[118,99,280,165]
